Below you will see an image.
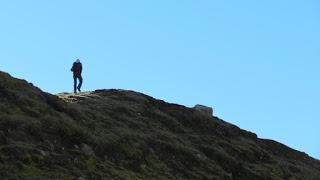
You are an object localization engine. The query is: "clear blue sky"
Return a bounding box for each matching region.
[0,1,319,159]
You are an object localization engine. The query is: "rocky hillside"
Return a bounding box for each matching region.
[0,71,319,180]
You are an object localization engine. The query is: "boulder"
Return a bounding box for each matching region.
[193,104,213,116]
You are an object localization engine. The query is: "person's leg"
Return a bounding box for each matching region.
[77,75,83,92]
[73,75,77,93]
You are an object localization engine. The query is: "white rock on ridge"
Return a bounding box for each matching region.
[193,104,213,116]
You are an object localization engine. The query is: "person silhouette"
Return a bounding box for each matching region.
[71,59,83,93]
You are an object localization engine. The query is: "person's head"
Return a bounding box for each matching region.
[76,59,80,63]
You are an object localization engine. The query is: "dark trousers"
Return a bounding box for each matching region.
[73,75,83,93]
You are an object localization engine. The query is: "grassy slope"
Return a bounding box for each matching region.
[0,71,319,180]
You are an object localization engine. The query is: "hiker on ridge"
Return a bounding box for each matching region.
[71,59,83,94]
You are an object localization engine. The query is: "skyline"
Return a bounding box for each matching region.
[0,1,319,159]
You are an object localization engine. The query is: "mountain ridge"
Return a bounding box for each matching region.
[0,71,319,180]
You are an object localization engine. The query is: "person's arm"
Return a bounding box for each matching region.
[71,63,74,72]
[80,63,83,74]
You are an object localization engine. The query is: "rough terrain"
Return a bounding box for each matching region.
[0,71,319,180]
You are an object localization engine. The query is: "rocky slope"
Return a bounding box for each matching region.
[0,71,319,180]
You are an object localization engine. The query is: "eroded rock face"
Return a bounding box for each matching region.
[193,104,213,116]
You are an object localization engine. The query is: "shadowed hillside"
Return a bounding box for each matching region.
[0,71,319,180]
